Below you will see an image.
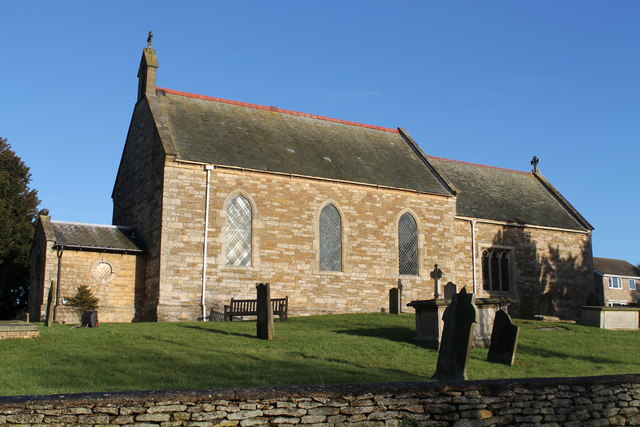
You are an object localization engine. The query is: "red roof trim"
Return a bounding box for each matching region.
[427,155,531,176]
[156,87,399,134]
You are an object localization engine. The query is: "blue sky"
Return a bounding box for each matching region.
[2,1,638,265]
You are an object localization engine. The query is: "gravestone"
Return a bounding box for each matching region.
[389,288,401,314]
[256,282,274,340]
[433,287,477,380]
[487,309,519,365]
[45,280,57,327]
[444,282,457,300]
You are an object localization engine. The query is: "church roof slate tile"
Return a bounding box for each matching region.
[152,88,452,195]
[427,156,591,231]
[49,221,143,253]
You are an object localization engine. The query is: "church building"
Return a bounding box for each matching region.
[29,37,594,323]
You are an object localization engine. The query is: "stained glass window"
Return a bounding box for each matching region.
[399,212,418,275]
[226,195,252,266]
[320,204,342,271]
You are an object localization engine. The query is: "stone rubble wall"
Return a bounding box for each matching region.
[0,375,638,426]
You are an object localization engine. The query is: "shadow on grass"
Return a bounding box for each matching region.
[178,325,254,339]
[518,344,623,366]
[334,327,415,344]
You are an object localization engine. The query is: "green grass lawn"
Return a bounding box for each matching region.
[1,313,639,397]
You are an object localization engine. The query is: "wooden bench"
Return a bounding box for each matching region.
[223,296,289,321]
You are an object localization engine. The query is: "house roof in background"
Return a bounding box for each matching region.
[152,88,452,195]
[47,220,143,252]
[427,156,591,231]
[594,257,640,277]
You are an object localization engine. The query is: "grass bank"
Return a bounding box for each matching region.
[1,313,639,396]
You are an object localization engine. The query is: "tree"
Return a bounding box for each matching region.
[65,285,99,321]
[0,137,47,319]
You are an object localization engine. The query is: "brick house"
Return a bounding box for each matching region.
[593,257,640,307]
[29,39,594,322]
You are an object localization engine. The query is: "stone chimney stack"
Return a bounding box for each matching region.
[137,31,159,102]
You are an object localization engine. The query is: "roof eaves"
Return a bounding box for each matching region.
[54,243,144,254]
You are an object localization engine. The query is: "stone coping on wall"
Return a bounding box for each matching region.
[1,374,638,406]
[582,305,640,312]
[0,322,39,340]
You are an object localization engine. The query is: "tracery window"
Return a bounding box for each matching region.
[319,204,342,271]
[482,249,512,291]
[226,195,252,266]
[398,212,419,275]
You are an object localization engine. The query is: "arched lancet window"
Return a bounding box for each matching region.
[398,212,419,275]
[319,204,342,271]
[226,194,252,266]
[482,248,512,291]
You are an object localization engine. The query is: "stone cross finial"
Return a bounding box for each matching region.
[147,31,154,48]
[531,156,539,173]
[431,263,443,298]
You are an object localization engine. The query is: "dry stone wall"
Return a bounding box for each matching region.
[0,375,638,426]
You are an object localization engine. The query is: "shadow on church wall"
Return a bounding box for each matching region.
[488,225,593,320]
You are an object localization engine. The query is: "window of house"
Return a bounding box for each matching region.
[319,204,342,271]
[482,249,512,292]
[226,195,252,266]
[608,277,622,289]
[398,212,419,275]
[630,279,637,290]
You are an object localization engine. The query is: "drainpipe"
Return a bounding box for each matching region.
[201,164,214,320]
[471,220,477,294]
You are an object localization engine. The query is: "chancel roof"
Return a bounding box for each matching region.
[153,88,451,195]
[594,257,640,277]
[427,156,591,231]
[50,221,143,253]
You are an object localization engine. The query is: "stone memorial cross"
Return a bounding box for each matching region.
[431,264,443,299]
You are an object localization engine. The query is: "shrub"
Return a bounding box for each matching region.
[65,285,99,321]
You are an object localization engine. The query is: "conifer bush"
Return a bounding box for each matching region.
[66,285,99,320]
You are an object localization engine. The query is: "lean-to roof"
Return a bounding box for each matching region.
[49,220,143,253]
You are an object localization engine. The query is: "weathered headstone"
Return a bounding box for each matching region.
[444,282,457,300]
[487,309,519,365]
[256,282,274,340]
[389,288,401,314]
[431,264,443,298]
[433,287,477,380]
[45,280,57,327]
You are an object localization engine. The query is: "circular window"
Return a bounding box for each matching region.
[92,260,114,282]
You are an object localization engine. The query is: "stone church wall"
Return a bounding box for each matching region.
[42,249,142,323]
[451,219,593,320]
[112,98,167,321]
[28,224,57,321]
[155,161,457,321]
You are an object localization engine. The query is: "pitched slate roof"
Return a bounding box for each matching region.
[594,257,640,277]
[152,88,451,195]
[427,156,591,231]
[49,220,143,252]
